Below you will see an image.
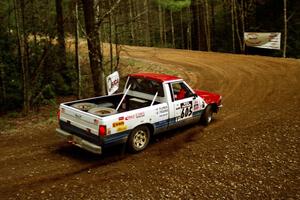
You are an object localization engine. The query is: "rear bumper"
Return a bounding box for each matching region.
[56,128,102,155]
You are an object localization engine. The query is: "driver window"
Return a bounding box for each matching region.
[171,82,193,101]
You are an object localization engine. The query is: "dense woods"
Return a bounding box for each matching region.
[0,0,299,113]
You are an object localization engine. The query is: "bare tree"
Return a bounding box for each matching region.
[55,0,66,70]
[81,0,104,96]
[158,1,164,46]
[129,0,135,44]
[240,0,246,53]
[163,6,167,45]
[196,0,201,50]
[180,10,185,49]
[144,0,151,46]
[211,0,216,50]
[114,11,120,71]
[186,6,192,50]
[108,0,113,73]
[0,61,6,111]
[283,0,287,58]
[14,0,30,113]
[231,0,236,52]
[204,0,211,51]
[233,0,242,52]
[74,1,81,99]
[170,10,175,48]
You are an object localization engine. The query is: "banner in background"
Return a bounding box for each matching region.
[244,32,281,50]
[106,71,120,95]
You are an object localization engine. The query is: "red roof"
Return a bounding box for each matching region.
[129,73,181,83]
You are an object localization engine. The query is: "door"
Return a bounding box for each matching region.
[168,81,200,127]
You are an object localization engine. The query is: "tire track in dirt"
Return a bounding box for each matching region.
[1,45,299,199]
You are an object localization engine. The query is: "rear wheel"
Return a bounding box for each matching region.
[201,105,213,126]
[128,125,150,153]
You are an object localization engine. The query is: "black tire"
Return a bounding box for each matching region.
[128,125,150,153]
[201,105,213,126]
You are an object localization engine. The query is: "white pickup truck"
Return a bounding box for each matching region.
[56,73,222,154]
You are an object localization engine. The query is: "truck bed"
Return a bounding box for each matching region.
[62,93,161,117]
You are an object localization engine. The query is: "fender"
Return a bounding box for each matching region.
[194,89,222,106]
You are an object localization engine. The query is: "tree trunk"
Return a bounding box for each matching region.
[283,0,287,58]
[108,0,113,73]
[180,10,185,49]
[114,13,120,71]
[234,0,242,52]
[231,0,236,52]
[144,0,151,46]
[170,10,175,48]
[196,0,201,50]
[74,1,81,99]
[187,6,192,50]
[7,0,11,34]
[16,0,30,113]
[81,0,103,96]
[158,1,164,46]
[211,0,216,51]
[241,0,246,53]
[135,0,142,44]
[55,0,66,70]
[129,0,135,44]
[0,62,6,111]
[204,0,211,51]
[163,7,167,45]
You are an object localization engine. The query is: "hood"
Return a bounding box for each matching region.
[194,89,222,105]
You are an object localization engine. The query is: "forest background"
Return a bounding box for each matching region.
[0,0,299,114]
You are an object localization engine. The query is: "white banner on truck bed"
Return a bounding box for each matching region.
[106,71,120,95]
[244,32,281,50]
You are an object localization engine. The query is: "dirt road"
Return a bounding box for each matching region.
[1,46,299,199]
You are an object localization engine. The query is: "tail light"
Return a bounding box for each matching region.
[99,125,106,136]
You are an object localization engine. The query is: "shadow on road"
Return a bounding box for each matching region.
[54,121,211,163]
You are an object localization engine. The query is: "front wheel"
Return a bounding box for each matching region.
[201,105,213,126]
[128,125,150,153]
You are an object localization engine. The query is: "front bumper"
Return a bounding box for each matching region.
[56,128,102,155]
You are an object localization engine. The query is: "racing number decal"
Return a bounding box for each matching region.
[179,101,193,120]
[181,105,192,118]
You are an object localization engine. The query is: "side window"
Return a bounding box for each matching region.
[171,82,193,101]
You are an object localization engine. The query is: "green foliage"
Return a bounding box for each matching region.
[0,30,23,111]
[0,33,77,112]
[213,2,232,52]
[1,0,300,114]
[43,47,76,96]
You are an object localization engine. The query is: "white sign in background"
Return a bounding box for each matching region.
[244,32,281,50]
[106,71,120,95]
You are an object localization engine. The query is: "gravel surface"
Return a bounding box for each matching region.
[0,46,299,199]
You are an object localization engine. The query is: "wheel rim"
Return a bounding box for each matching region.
[133,130,147,149]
